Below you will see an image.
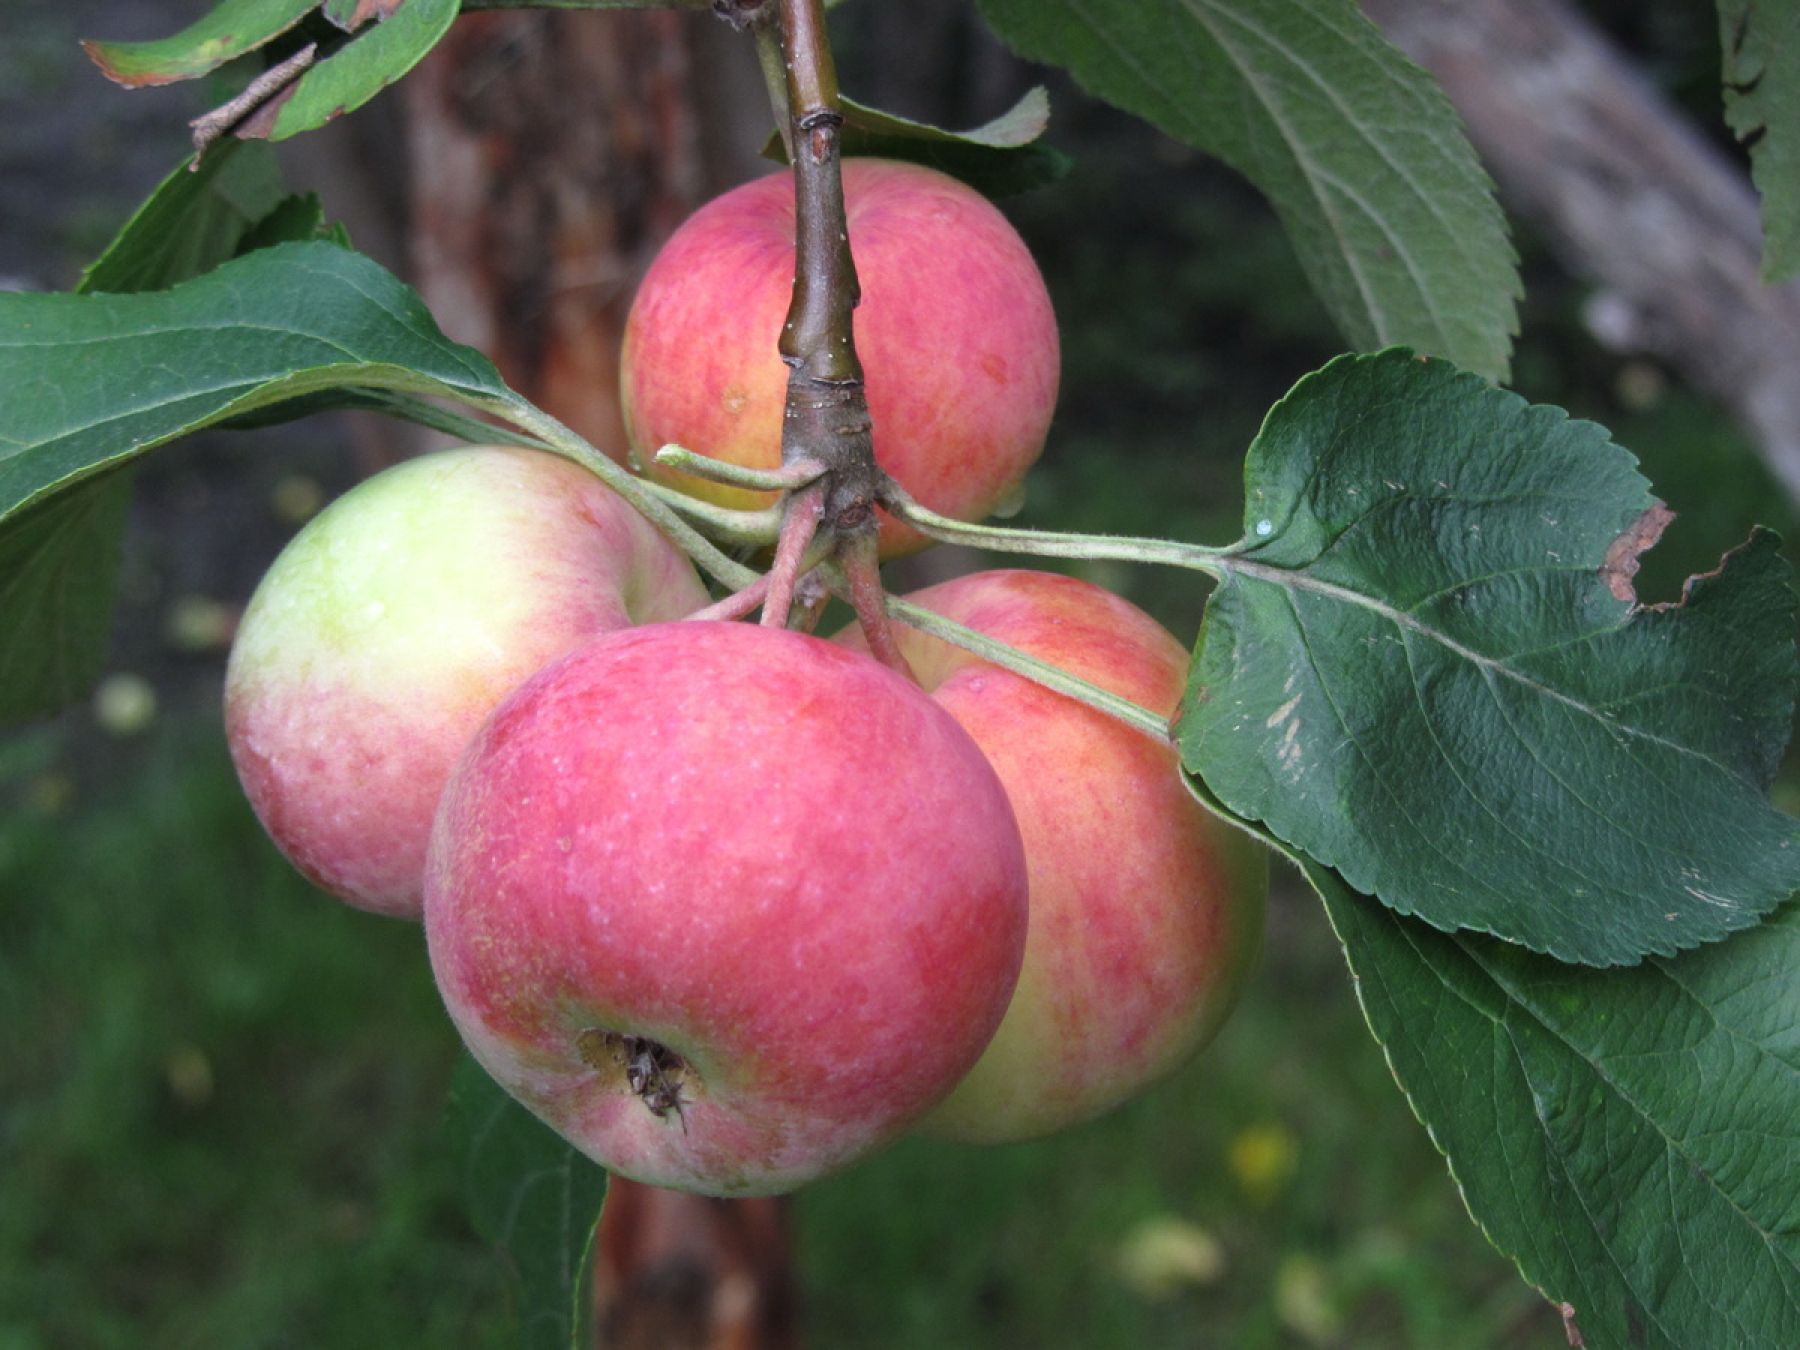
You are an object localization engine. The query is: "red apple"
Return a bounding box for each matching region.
[423,621,1029,1196]
[840,570,1267,1142]
[620,159,1060,555]
[225,445,709,918]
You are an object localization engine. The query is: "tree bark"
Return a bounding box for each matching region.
[404,7,751,457]
[1363,0,1800,508]
[402,12,797,1349]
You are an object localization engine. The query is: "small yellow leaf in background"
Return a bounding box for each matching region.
[1228,1121,1298,1204]
[1114,1216,1224,1299]
[93,673,158,737]
[24,772,76,817]
[164,1044,214,1109]
[165,595,237,654]
[1274,1254,1342,1345]
[271,474,325,526]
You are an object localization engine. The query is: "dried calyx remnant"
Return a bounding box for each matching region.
[579,1028,691,1125]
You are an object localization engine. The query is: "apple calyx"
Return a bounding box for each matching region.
[577,1028,694,1127]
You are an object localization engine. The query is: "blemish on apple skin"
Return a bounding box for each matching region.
[721,385,749,414]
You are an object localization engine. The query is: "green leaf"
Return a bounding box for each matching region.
[459,0,711,8]
[86,0,457,144]
[83,0,319,87]
[267,0,458,141]
[0,241,513,527]
[1177,349,1800,966]
[237,191,351,253]
[763,89,1073,198]
[1720,0,1800,282]
[447,1055,608,1350]
[1311,860,1800,1349]
[0,481,131,725]
[975,0,1519,380]
[80,141,286,295]
[3,141,316,726]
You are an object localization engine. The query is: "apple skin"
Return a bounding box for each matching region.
[839,570,1267,1143]
[620,159,1060,556]
[423,621,1030,1196]
[224,445,709,919]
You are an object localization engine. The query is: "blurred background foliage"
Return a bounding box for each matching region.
[3,1,1793,1346]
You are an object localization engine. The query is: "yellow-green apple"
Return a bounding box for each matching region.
[620,159,1059,555]
[423,621,1030,1196]
[840,570,1267,1142]
[224,445,708,919]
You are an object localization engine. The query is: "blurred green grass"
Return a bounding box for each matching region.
[2,717,1558,1348]
[0,727,511,1349]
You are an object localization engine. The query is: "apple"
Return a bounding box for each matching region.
[225,445,709,919]
[839,570,1267,1143]
[423,621,1030,1196]
[620,158,1060,556]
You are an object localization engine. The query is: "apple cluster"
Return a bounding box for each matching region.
[225,160,1266,1197]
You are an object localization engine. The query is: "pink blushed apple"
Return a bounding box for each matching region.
[224,445,708,918]
[423,621,1030,1196]
[621,159,1059,556]
[841,570,1267,1143]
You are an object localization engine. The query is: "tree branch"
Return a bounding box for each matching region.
[776,0,884,540]
[1364,0,1800,509]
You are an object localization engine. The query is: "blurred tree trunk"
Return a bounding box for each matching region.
[1364,0,1800,508]
[402,11,795,1349]
[406,8,714,456]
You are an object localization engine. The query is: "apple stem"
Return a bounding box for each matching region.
[881,594,1172,743]
[655,444,828,494]
[752,18,795,161]
[841,534,919,682]
[881,482,1230,577]
[497,400,761,591]
[763,482,826,629]
[636,478,785,546]
[684,574,772,624]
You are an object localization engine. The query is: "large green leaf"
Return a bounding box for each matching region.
[447,1055,608,1350]
[1720,0,1800,283]
[0,241,512,525]
[237,191,351,253]
[81,142,288,295]
[1,142,327,725]
[83,0,318,87]
[267,0,458,141]
[763,89,1072,198]
[976,0,1518,380]
[0,483,131,725]
[1177,349,1800,966]
[1312,861,1800,1349]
